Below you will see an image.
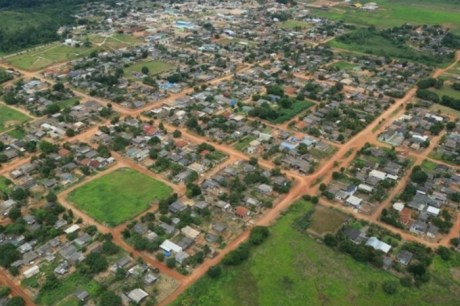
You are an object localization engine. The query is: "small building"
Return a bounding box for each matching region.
[346,195,362,208]
[365,237,391,254]
[235,206,249,218]
[64,224,80,234]
[160,239,183,254]
[181,226,200,240]
[74,289,89,302]
[127,288,149,304]
[23,265,40,278]
[144,272,158,285]
[397,250,413,266]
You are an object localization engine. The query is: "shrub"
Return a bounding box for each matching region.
[381,280,398,295]
[207,265,222,278]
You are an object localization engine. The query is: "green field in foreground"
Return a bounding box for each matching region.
[0,104,30,133]
[125,60,176,78]
[311,0,460,34]
[173,200,460,306]
[68,168,173,227]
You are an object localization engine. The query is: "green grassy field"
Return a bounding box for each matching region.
[5,33,141,71]
[329,31,452,67]
[173,200,460,306]
[68,168,173,227]
[429,104,460,118]
[36,273,103,305]
[233,135,257,151]
[5,43,95,71]
[429,85,460,100]
[125,60,176,78]
[0,176,12,193]
[271,100,314,124]
[311,0,460,34]
[281,19,311,30]
[89,33,142,50]
[59,97,80,109]
[329,61,359,71]
[0,104,30,133]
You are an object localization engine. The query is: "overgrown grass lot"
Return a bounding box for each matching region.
[68,168,173,227]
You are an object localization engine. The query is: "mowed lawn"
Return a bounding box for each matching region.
[0,104,30,133]
[173,200,460,306]
[125,60,176,78]
[6,42,95,71]
[68,168,172,227]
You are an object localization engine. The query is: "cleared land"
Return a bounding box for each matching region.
[67,168,173,227]
[173,200,460,306]
[5,43,95,71]
[309,205,349,235]
[428,86,460,100]
[0,104,30,133]
[5,33,141,71]
[125,60,176,78]
[429,104,460,118]
[281,19,311,30]
[312,0,460,34]
[89,33,142,50]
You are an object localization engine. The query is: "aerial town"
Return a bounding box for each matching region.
[0,0,460,305]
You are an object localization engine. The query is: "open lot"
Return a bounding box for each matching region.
[67,168,173,227]
[36,273,102,305]
[270,100,314,124]
[281,19,311,30]
[89,33,142,50]
[429,104,460,118]
[311,0,460,34]
[173,200,460,306]
[309,205,349,236]
[4,33,141,71]
[329,30,452,67]
[0,104,31,133]
[5,43,95,71]
[125,60,176,78]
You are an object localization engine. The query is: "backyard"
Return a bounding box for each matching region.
[36,273,102,305]
[173,200,460,306]
[67,168,173,227]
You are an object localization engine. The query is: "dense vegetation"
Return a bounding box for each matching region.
[0,0,107,53]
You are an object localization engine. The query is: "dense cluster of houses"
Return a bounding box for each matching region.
[433,121,460,165]
[326,145,410,215]
[0,142,115,212]
[123,160,291,273]
[390,163,459,239]
[379,107,448,150]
